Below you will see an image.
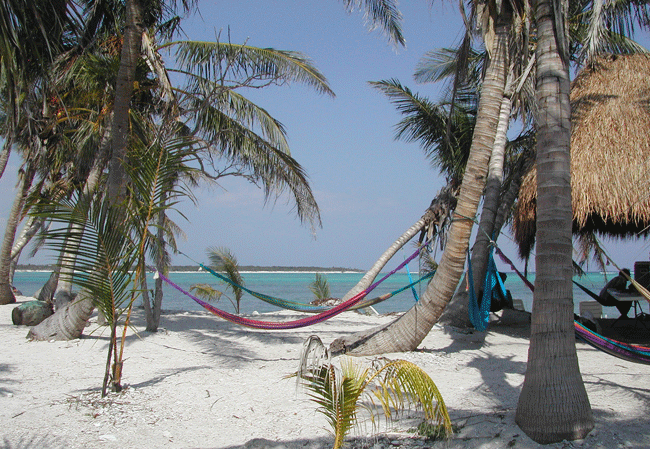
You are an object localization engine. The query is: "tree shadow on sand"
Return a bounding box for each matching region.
[0,363,18,397]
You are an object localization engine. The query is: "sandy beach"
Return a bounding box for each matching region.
[2,296,650,449]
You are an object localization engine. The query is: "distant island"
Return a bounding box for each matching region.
[16,264,364,273]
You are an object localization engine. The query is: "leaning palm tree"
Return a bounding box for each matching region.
[336,79,475,303]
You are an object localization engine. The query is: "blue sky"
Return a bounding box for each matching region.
[1,1,649,272]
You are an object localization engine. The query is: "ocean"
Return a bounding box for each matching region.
[12,270,644,319]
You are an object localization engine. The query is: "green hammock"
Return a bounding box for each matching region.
[199,263,435,313]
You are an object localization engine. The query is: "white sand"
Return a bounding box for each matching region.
[2,296,650,449]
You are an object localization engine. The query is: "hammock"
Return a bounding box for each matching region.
[405,261,420,302]
[468,249,493,331]
[495,247,650,364]
[198,262,434,313]
[574,320,650,365]
[158,244,426,330]
[573,279,602,302]
[493,246,535,292]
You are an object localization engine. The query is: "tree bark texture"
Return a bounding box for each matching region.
[0,165,35,305]
[329,16,509,356]
[341,218,426,302]
[107,0,143,203]
[515,0,594,442]
[28,291,95,341]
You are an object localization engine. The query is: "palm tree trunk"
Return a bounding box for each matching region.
[341,217,427,301]
[515,0,593,442]
[9,215,45,282]
[469,78,513,294]
[143,197,167,332]
[440,86,513,328]
[28,290,95,340]
[0,164,35,304]
[107,0,143,203]
[0,137,13,180]
[330,15,509,356]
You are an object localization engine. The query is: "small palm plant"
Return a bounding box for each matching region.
[295,336,452,449]
[309,273,331,304]
[191,246,244,314]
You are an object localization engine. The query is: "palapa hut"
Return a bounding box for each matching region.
[513,53,650,260]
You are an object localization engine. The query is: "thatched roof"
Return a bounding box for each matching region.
[513,54,650,259]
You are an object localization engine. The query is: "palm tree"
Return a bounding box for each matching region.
[514,0,594,442]
[330,3,513,355]
[24,0,336,337]
[309,273,331,303]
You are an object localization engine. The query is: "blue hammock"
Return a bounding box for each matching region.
[468,248,509,331]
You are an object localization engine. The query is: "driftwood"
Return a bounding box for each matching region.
[27,292,94,341]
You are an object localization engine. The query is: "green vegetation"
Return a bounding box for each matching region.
[295,336,451,449]
[309,273,331,301]
[191,247,245,314]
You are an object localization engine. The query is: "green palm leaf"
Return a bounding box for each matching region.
[371,79,474,182]
[296,336,452,449]
[167,41,334,97]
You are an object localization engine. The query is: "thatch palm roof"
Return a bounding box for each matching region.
[513,54,650,259]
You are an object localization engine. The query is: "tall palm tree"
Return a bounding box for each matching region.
[26,2,335,338]
[514,0,595,443]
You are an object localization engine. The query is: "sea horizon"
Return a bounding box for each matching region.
[11,269,638,319]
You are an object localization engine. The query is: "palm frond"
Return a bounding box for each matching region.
[368,359,452,435]
[371,79,474,182]
[32,193,138,323]
[341,0,405,47]
[309,273,331,300]
[296,336,452,448]
[189,283,224,301]
[206,246,244,312]
[167,40,334,97]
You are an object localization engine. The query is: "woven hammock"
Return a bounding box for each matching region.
[574,321,650,365]
[468,249,503,331]
[497,246,650,365]
[199,263,433,313]
[158,244,426,330]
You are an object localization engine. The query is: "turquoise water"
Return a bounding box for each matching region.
[13,270,641,318]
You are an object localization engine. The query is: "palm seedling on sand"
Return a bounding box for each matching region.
[309,273,332,305]
[191,246,244,314]
[295,336,452,449]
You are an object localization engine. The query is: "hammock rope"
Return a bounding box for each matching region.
[158,243,427,330]
[405,259,420,302]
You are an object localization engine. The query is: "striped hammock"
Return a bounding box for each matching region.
[158,244,427,330]
[495,245,650,365]
[198,263,433,313]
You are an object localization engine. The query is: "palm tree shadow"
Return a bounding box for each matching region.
[0,363,18,397]
[417,324,530,409]
[132,310,312,369]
